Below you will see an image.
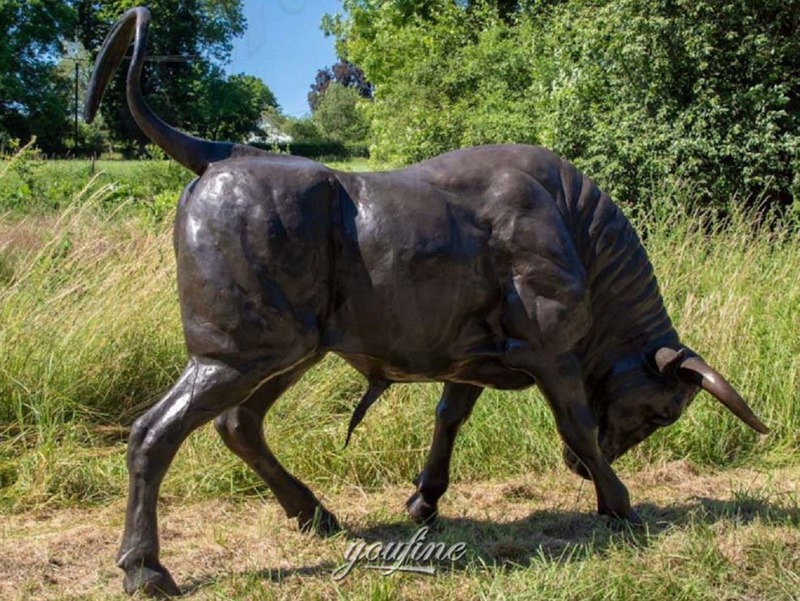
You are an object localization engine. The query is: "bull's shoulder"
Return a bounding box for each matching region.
[468,166,590,355]
[396,152,591,356]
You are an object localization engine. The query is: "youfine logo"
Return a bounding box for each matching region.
[332,526,468,580]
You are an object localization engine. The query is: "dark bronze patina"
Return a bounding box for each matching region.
[86,8,769,597]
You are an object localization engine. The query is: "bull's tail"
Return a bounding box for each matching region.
[84,7,235,176]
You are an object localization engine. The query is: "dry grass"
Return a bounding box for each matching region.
[1,462,798,600]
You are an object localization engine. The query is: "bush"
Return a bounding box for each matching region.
[0,146,191,217]
[312,83,372,144]
[249,141,369,160]
[332,0,800,211]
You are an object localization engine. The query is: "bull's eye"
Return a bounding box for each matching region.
[651,407,675,426]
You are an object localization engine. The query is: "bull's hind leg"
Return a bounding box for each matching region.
[407,383,482,523]
[213,357,340,534]
[117,354,311,597]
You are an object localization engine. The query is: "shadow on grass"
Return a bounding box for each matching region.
[181,491,799,595]
[345,492,800,565]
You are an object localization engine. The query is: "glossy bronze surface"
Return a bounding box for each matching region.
[88,8,769,596]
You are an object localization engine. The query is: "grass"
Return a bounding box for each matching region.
[0,152,385,216]
[1,463,798,599]
[0,150,191,217]
[0,155,798,598]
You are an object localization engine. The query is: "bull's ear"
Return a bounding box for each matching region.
[653,347,688,376]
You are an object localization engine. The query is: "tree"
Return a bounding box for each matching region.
[312,83,370,143]
[0,0,76,153]
[187,69,278,142]
[76,0,251,151]
[262,110,324,144]
[57,39,114,154]
[330,0,800,209]
[282,116,323,143]
[1,1,270,153]
[308,60,373,111]
[325,1,534,162]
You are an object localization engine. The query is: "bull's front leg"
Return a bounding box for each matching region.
[535,354,640,522]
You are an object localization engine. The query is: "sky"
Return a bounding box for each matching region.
[225,0,343,119]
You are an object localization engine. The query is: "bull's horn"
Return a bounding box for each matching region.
[678,355,770,434]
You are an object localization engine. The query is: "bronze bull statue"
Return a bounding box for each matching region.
[86,7,769,596]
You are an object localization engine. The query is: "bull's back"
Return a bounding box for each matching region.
[326,147,591,381]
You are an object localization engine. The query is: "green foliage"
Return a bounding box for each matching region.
[254,107,328,145]
[525,0,800,209]
[308,60,373,111]
[281,116,323,143]
[56,39,114,154]
[1,1,271,153]
[78,0,246,63]
[75,114,113,156]
[249,140,369,160]
[0,152,191,216]
[326,1,542,163]
[0,0,77,154]
[187,68,278,142]
[312,83,372,144]
[262,112,371,159]
[0,139,47,212]
[331,0,800,209]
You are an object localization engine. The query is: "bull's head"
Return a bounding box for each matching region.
[565,347,769,479]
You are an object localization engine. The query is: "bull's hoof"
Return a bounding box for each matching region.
[406,492,438,524]
[297,506,341,536]
[122,563,180,597]
[599,506,642,525]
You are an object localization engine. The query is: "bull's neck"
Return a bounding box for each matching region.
[557,168,679,385]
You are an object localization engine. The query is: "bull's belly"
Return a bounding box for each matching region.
[334,350,536,390]
[321,266,576,390]
[328,336,538,391]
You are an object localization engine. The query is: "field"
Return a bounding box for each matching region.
[1,157,798,599]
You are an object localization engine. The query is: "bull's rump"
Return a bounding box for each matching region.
[174,157,337,361]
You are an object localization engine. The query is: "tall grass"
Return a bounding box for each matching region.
[0,162,798,511]
[637,200,800,467]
